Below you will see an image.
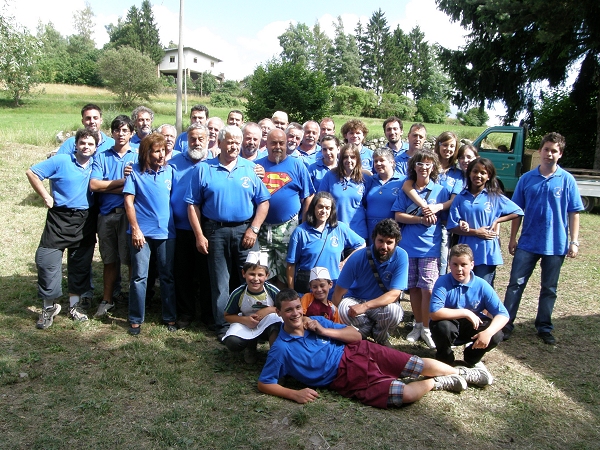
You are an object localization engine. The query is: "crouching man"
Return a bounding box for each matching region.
[257,289,491,409]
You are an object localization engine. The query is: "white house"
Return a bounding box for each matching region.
[158,47,223,81]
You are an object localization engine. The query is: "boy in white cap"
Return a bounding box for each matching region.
[223,251,282,363]
[301,267,340,322]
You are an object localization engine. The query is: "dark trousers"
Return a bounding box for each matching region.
[430,317,504,366]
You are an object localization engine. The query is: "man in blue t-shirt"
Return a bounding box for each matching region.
[430,244,509,368]
[332,219,408,346]
[255,128,315,288]
[56,104,115,156]
[395,123,427,176]
[258,289,492,409]
[130,106,154,148]
[174,104,209,153]
[503,132,583,345]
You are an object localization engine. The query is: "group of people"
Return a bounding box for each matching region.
[28,102,583,408]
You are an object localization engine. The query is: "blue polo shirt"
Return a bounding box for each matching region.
[448,189,523,265]
[392,181,451,258]
[512,166,583,255]
[309,160,333,192]
[174,131,188,152]
[394,150,413,176]
[319,170,368,239]
[364,172,407,240]
[30,153,93,210]
[430,272,509,319]
[359,146,374,171]
[337,245,408,300]
[438,166,464,195]
[56,131,115,156]
[169,152,205,230]
[185,156,270,222]
[298,148,320,167]
[258,316,347,387]
[286,222,364,281]
[90,147,139,215]
[123,163,175,239]
[129,133,143,149]
[256,155,315,224]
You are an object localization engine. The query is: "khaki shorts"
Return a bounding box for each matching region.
[97,210,130,265]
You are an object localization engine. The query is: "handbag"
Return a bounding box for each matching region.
[294,228,330,293]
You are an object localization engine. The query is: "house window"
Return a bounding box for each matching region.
[193,57,198,63]
[169,56,175,63]
[211,62,215,67]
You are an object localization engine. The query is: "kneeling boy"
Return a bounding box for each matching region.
[258,289,491,409]
[429,244,509,368]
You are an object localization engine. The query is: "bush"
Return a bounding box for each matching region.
[331,85,377,116]
[415,98,450,124]
[210,92,242,108]
[457,107,489,127]
[373,93,416,120]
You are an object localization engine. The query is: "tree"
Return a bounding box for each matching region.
[278,23,313,66]
[436,0,600,169]
[72,2,95,49]
[382,26,411,95]
[246,60,331,124]
[310,23,332,73]
[325,16,361,87]
[457,106,489,127]
[97,46,161,107]
[356,9,390,94]
[0,16,42,106]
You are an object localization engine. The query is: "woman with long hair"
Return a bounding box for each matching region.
[286,191,364,294]
[456,143,479,188]
[319,143,369,240]
[124,132,177,335]
[447,157,523,287]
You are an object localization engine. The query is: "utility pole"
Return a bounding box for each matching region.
[175,0,184,134]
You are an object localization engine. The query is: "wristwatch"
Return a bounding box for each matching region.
[570,241,579,247]
[249,225,260,234]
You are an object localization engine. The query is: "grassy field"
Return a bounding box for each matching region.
[0,86,599,449]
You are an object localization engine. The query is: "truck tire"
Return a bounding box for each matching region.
[581,196,596,212]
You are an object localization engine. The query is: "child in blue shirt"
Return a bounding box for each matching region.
[430,244,509,368]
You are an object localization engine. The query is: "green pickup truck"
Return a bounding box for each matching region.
[472,126,600,211]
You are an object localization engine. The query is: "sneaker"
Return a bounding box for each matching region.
[166,323,178,332]
[68,303,88,322]
[79,295,92,310]
[538,332,556,345]
[458,366,493,387]
[36,304,61,330]
[406,323,422,342]
[433,374,467,392]
[421,327,436,349]
[94,301,115,318]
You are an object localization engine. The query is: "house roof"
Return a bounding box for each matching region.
[162,46,222,63]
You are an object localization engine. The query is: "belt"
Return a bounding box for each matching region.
[53,206,88,213]
[205,219,250,227]
[107,207,125,214]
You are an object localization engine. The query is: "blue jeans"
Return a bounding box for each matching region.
[473,264,496,287]
[503,248,565,334]
[204,221,257,334]
[128,238,176,325]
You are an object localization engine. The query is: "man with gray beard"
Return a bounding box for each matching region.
[169,123,213,328]
[240,122,267,161]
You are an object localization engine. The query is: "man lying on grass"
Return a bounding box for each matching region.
[258,289,492,409]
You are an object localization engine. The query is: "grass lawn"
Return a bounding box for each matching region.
[0,86,599,449]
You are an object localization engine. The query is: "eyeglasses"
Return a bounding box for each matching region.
[415,162,433,169]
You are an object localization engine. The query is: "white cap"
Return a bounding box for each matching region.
[309,266,331,282]
[246,251,268,266]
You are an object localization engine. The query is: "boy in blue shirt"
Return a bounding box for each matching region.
[502,133,583,345]
[258,289,492,409]
[430,244,509,368]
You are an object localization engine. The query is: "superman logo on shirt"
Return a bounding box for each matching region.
[263,172,293,195]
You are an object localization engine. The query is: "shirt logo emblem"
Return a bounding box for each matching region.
[240,176,251,188]
[165,180,172,190]
[553,187,562,198]
[330,235,339,247]
[484,202,492,213]
[263,172,292,195]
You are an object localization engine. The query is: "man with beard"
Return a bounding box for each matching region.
[396,123,427,176]
[285,123,303,157]
[298,121,320,166]
[206,117,224,158]
[332,219,408,346]
[130,106,154,149]
[174,104,209,152]
[240,122,267,162]
[383,117,409,169]
[169,124,212,328]
[256,129,315,288]
[186,125,271,340]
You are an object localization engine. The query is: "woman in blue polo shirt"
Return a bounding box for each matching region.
[319,144,368,240]
[124,133,176,335]
[447,157,523,287]
[286,192,364,295]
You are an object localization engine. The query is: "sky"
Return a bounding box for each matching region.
[5,0,512,123]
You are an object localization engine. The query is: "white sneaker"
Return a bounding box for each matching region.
[421,327,436,349]
[433,374,467,392]
[68,303,88,322]
[458,366,493,387]
[406,323,422,342]
[94,301,115,318]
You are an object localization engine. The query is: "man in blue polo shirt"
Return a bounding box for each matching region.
[332,219,408,346]
[256,128,315,288]
[130,106,154,149]
[56,104,115,156]
[502,132,583,345]
[383,117,409,168]
[430,244,509,368]
[186,125,271,340]
[297,121,320,167]
[27,129,99,329]
[174,104,209,153]
[89,115,137,318]
[396,123,427,176]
